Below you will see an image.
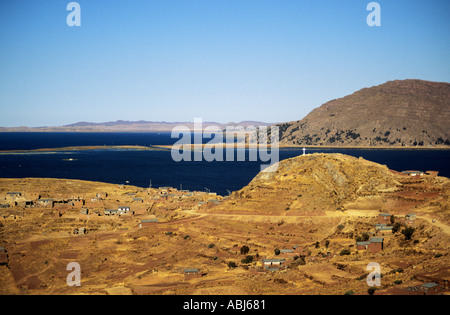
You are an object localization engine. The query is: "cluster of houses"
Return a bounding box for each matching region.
[261,245,310,271]
[356,212,417,254]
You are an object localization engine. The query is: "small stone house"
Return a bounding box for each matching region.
[104,209,119,216]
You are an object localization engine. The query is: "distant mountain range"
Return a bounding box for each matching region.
[0,120,272,132]
[2,79,449,148]
[276,79,450,147]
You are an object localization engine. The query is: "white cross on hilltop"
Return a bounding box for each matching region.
[302,147,306,156]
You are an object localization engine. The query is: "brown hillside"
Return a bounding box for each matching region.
[278,79,450,147]
[206,153,450,223]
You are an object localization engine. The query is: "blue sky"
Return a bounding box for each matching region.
[0,0,449,127]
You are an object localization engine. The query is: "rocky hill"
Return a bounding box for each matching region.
[277,80,450,147]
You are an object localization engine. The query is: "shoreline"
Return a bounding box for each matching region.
[0,144,449,154]
[0,145,171,154]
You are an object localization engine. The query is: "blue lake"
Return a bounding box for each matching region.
[0,132,448,195]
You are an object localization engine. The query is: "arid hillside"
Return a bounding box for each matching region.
[208,153,449,221]
[0,154,449,295]
[277,79,450,147]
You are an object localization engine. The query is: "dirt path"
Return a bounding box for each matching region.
[418,215,450,235]
[181,209,450,236]
[181,209,378,222]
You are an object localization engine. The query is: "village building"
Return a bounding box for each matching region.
[405,214,416,226]
[356,241,371,251]
[368,237,384,253]
[378,213,392,223]
[118,206,131,214]
[421,282,442,295]
[262,258,286,271]
[183,269,201,280]
[37,199,54,208]
[375,224,393,235]
[140,219,158,227]
[402,170,424,177]
[402,282,443,295]
[356,237,384,253]
[80,208,89,215]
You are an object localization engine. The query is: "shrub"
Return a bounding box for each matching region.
[241,255,253,264]
[392,222,402,233]
[240,245,250,255]
[344,290,354,295]
[274,248,281,256]
[340,249,351,256]
[228,261,237,269]
[207,243,215,248]
[394,280,403,285]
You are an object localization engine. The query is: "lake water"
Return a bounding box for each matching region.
[0,132,448,195]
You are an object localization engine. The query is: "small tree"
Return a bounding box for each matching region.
[228,261,237,269]
[240,245,250,255]
[402,227,415,240]
[390,214,395,225]
[274,248,281,256]
[392,222,402,233]
[325,240,330,249]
